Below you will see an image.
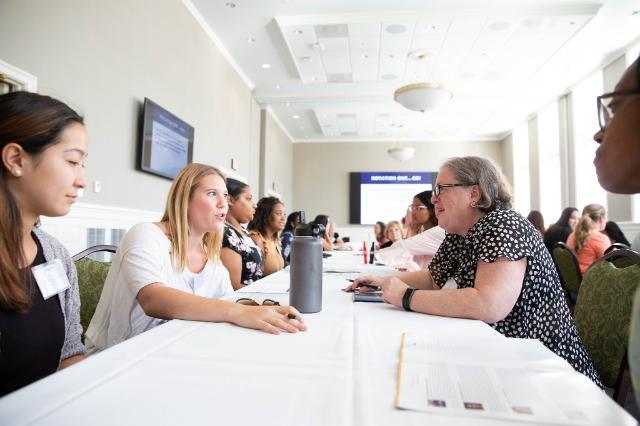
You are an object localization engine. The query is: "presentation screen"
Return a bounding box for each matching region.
[139,98,194,180]
[349,172,435,225]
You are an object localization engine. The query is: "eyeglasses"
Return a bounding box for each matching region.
[433,183,478,197]
[235,298,280,306]
[407,204,428,212]
[597,89,640,133]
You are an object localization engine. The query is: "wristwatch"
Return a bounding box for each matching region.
[402,287,417,311]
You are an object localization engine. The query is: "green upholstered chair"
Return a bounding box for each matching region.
[73,245,117,338]
[629,287,640,409]
[573,249,640,405]
[552,242,582,308]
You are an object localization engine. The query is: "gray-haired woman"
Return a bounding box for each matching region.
[347,156,601,386]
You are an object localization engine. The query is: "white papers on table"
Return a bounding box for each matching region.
[396,333,590,425]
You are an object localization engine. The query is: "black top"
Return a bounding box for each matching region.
[222,224,264,285]
[543,225,572,253]
[429,209,602,386]
[0,234,65,397]
[379,240,393,249]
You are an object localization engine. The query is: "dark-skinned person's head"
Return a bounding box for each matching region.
[593,56,640,194]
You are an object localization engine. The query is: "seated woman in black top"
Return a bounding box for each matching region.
[0,92,87,396]
[220,178,264,290]
[543,207,579,252]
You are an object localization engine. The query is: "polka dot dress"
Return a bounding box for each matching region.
[429,209,602,387]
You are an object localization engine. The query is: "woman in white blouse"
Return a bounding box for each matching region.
[86,164,305,352]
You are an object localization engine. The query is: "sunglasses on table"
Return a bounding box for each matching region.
[235,298,280,306]
[235,298,300,320]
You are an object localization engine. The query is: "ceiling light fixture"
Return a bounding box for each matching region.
[387,147,415,162]
[292,114,300,119]
[225,2,236,8]
[247,37,256,43]
[393,50,452,113]
[261,63,271,69]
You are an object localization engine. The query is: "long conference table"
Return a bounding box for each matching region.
[0,251,635,425]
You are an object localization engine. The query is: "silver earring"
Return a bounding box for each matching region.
[14,169,22,177]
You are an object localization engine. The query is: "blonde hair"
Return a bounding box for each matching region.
[160,163,226,271]
[442,156,512,212]
[385,220,404,241]
[573,204,606,252]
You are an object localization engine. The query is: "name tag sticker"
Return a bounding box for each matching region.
[32,259,71,300]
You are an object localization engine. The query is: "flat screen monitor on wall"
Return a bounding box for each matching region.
[349,172,435,225]
[139,98,194,180]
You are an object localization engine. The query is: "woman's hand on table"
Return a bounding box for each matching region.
[231,304,307,335]
[343,275,410,308]
[343,275,380,292]
[376,276,409,308]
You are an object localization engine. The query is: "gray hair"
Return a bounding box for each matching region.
[441,156,512,212]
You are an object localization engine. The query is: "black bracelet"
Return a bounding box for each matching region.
[402,287,416,311]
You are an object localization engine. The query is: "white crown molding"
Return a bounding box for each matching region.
[182,0,254,90]
[0,59,37,91]
[294,135,503,144]
[265,106,296,143]
[275,5,602,26]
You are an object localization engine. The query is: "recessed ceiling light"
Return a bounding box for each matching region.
[489,21,509,31]
[299,56,311,62]
[632,10,639,16]
[293,29,303,35]
[275,84,281,89]
[261,63,271,69]
[388,54,396,59]
[285,102,291,107]
[225,2,236,8]
[312,76,319,82]
[361,54,369,59]
[299,126,304,129]
[247,37,256,43]
[292,114,300,119]
[569,21,576,26]
[386,24,407,34]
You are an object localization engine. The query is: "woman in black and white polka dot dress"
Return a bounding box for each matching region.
[346,156,601,386]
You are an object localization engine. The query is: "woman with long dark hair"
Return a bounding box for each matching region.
[220,178,264,289]
[248,197,286,276]
[0,91,88,395]
[543,207,579,252]
[405,190,438,238]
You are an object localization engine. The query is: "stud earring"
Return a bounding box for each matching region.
[470,201,477,208]
[14,169,22,177]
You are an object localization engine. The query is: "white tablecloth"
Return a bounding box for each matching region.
[0,252,635,425]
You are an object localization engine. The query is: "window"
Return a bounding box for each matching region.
[537,101,561,225]
[511,123,530,215]
[570,70,607,210]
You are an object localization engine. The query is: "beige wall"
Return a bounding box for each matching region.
[293,141,503,227]
[501,133,515,188]
[0,0,259,212]
[260,110,293,207]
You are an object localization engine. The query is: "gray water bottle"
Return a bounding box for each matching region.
[289,236,323,313]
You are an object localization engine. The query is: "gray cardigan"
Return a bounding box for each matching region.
[32,228,86,362]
